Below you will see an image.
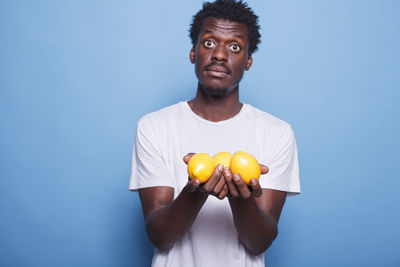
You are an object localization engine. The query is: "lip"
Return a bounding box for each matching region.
[205,70,229,78]
[206,65,229,73]
[204,63,231,78]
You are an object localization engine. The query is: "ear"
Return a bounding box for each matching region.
[190,47,195,64]
[245,55,253,71]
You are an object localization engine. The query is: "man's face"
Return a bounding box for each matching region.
[190,17,252,96]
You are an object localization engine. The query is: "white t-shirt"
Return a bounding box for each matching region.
[130,101,300,267]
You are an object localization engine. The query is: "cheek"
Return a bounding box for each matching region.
[194,60,204,80]
[195,52,208,74]
[232,60,246,78]
[197,51,208,65]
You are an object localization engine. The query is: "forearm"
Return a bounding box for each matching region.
[229,197,278,255]
[145,188,208,251]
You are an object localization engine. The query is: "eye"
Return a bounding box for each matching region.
[204,40,215,48]
[229,44,241,52]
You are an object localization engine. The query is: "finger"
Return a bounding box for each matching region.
[232,173,252,199]
[217,184,229,199]
[259,164,269,174]
[249,178,262,197]
[212,176,226,196]
[183,153,196,164]
[223,167,239,197]
[185,178,201,192]
[202,164,223,193]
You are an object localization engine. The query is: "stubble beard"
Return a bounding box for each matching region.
[202,86,230,97]
[199,81,239,98]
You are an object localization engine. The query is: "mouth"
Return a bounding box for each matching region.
[205,70,229,78]
[204,63,231,78]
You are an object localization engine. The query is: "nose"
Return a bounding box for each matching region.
[212,44,227,62]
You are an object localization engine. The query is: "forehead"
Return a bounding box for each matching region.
[199,17,248,39]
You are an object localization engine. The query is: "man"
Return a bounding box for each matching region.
[129,1,300,266]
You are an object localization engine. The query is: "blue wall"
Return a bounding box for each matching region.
[1,1,399,266]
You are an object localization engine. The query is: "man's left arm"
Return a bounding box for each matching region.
[224,167,287,256]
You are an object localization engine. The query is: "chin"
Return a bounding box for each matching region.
[202,86,230,97]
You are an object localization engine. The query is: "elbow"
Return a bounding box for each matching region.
[247,240,275,256]
[247,248,267,257]
[246,227,279,256]
[145,223,175,252]
[153,242,173,252]
[148,233,175,252]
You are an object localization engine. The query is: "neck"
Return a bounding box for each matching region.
[188,84,243,122]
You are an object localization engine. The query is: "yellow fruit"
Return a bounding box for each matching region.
[230,151,261,185]
[213,152,232,168]
[187,153,214,183]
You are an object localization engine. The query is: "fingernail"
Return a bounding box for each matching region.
[224,167,231,176]
[251,179,257,186]
[218,164,223,172]
[233,173,240,181]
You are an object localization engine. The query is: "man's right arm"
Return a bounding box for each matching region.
[139,182,207,251]
[138,155,227,251]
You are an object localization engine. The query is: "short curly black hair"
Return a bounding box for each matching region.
[189,0,261,55]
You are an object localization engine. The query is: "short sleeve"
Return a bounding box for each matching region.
[260,125,301,195]
[129,116,175,191]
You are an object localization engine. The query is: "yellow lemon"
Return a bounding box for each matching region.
[213,152,232,168]
[230,151,261,185]
[187,153,214,183]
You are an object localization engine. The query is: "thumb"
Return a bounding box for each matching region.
[183,153,196,164]
[259,164,269,174]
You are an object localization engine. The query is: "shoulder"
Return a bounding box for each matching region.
[137,102,183,129]
[245,104,292,133]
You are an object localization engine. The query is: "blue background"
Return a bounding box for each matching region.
[1,0,399,266]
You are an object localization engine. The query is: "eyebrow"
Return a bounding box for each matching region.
[203,29,245,39]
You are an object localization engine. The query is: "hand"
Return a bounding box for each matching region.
[223,164,269,199]
[183,153,229,199]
